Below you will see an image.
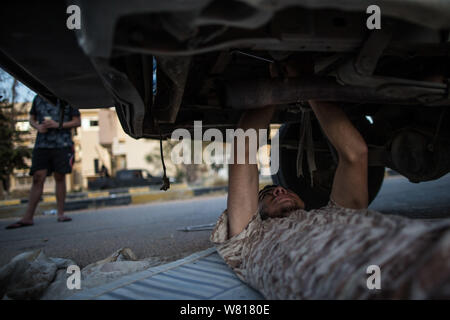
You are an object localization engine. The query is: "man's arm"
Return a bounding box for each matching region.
[42,116,81,129]
[227,106,275,238]
[29,114,48,133]
[29,97,48,133]
[61,116,81,129]
[309,100,368,209]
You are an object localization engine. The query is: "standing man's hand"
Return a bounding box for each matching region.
[36,124,48,133]
[42,119,59,129]
[40,117,81,130]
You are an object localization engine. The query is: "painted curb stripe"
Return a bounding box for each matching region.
[88,191,109,199]
[129,187,151,194]
[0,199,21,206]
[131,190,194,205]
[43,196,56,203]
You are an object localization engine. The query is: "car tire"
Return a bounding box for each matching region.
[271,122,385,210]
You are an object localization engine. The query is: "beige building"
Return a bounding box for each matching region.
[74,108,164,190]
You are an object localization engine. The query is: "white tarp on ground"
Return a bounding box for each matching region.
[0,248,163,300]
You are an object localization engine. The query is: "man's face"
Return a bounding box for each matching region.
[258,186,305,219]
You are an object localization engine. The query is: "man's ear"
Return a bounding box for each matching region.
[258,202,269,220]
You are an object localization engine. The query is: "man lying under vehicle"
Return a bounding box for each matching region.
[211,88,450,299]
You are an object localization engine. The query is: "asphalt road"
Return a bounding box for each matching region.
[0,174,449,268]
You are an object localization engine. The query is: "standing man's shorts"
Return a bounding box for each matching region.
[30,147,74,176]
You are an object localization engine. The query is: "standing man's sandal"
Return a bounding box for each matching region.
[57,216,72,222]
[5,221,34,229]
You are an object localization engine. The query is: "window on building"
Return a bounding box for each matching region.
[94,159,99,174]
[18,176,32,186]
[82,118,99,129]
[15,121,30,132]
[116,155,127,170]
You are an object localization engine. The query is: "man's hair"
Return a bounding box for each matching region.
[258,184,278,202]
[258,185,277,220]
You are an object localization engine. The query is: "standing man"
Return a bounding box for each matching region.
[6,95,81,229]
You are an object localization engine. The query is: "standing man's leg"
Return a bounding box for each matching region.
[24,169,48,222]
[6,169,47,228]
[54,172,71,222]
[52,147,73,222]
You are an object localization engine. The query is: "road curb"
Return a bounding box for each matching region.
[0,186,226,219]
[0,183,270,219]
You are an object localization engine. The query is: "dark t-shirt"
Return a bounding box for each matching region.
[29,95,80,149]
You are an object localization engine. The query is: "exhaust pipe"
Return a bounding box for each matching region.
[225,77,448,109]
